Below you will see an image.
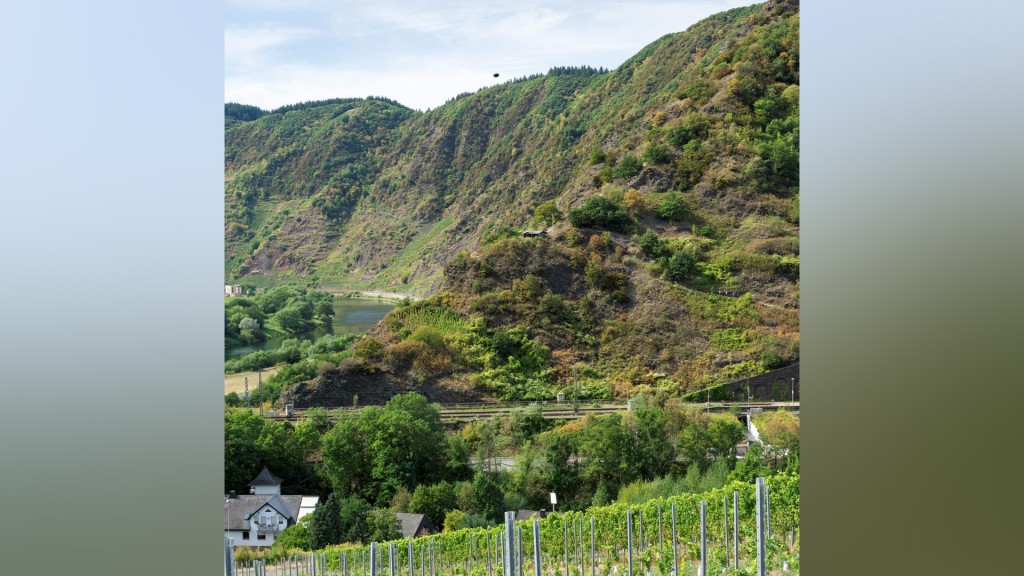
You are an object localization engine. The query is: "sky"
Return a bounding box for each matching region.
[225,0,756,112]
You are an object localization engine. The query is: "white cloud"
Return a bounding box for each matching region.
[225,25,321,69]
[225,0,756,110]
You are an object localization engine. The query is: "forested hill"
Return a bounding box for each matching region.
[225,0,799,309]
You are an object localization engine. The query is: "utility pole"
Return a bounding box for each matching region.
[572,363,579,414]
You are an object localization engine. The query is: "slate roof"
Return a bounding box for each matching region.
[224,494,302,530]
[394,513,438,538]
[248,467,284,487]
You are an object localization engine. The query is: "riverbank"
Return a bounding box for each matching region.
[326,289,424,302]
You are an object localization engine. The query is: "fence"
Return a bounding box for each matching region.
[227,476,798,576]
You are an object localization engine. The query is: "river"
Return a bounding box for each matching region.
[225,297,396,359]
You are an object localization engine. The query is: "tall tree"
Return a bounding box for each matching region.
[309,492,343,549]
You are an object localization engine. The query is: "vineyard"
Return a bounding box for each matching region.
[227,474,799,575]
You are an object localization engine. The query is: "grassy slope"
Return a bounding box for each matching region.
[225,1,798,302]
[228,0,800,402]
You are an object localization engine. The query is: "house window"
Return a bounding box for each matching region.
[257,534,266,541]
[242,531,250,540]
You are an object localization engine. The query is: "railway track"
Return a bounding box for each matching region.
[265,401,797,423]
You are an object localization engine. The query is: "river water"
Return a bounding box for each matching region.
[225,297,396,359]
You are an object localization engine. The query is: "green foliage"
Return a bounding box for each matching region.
[224,409,306,493]
[655,192,690,222]
[613,154,643,179]
[678,79,711,104]
[309,492,343,549]
[443,509,466,532]
[471,472,505,523]
[273,516,311,551]
[409,481,458,528]
[225,102,267,124]
[711,328,750,351]
[588,146,606,165]
[224,288,334,346]
[532,200,563,228]
[665,251,698,282]
[225,0,800,406]
[365,509,402,542]
[566,196,634,232]
[337,495,372,543]
[642,144,670,165]
[638,230,670,259]
[322,393,449,504]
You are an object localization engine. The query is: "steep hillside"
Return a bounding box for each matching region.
[229,0,800,405]
[281,234,798,408]
[225,0,799,307]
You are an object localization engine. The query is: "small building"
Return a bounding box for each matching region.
[394,513,438,538]
[225,285,243,297]
[224,467,318,548]
[521,230,548,238]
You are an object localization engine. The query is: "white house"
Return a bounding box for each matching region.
[224,467,318,548]
[225,285,243,297]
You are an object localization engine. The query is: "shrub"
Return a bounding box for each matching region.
[643,144,670,165]
[665,251,698,282]
[567,196,634,232]
[656,192,690,222]
[638,230,670,259]
[613,154,642,179]
[532,200,562,228]
[353,337,384,360]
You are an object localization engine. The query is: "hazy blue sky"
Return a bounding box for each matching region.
[226,0,754,111]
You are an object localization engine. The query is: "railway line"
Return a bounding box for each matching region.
[265,401,798,424]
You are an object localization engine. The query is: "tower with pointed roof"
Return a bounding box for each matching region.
[247,466,283,495]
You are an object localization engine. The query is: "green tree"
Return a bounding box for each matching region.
[409,481,458,528]
[656,192,690,222]
[443,509,466,532]
[238,316,261,342]
[576,414,627,496]
[621,407,675,481]
[566,196,634,232]
[643,144,670,165]
[471,472,504,523]
[665,251,698,282]
[533,200,563,228]
[321,415,370,495]
[309,492,343,549]
[338,495,372,543]
[365,509,402,542]
[274,516,311,551]
[444,434,473,481]
[224,409,306,493]
[729,442,771,483]
[638,230,670,259]
[543,433,578,508]
[613,154,642,179]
